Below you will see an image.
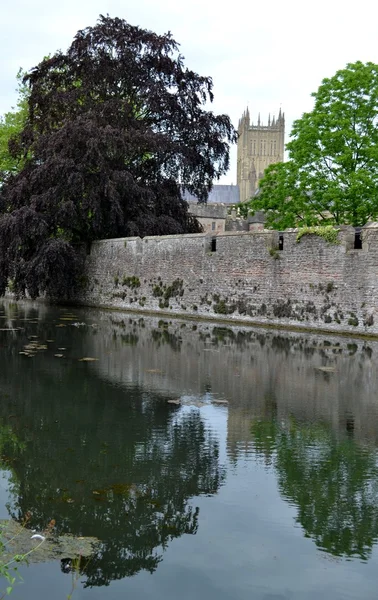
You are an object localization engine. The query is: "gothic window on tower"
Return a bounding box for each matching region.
[274,140,277,154]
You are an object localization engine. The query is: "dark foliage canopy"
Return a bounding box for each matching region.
[0,15,236,299]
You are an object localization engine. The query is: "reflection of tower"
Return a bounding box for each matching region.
[226,390,278,463]
[226,407,256,462]
[237,109,285,203]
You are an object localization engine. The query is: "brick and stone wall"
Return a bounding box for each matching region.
[76,224,378,335]
[187,202,227,233]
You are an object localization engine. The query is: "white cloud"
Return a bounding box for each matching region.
[1,0,378,182]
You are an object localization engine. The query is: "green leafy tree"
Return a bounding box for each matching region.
[0,70,29,179]
[250,61,378,228]
[0,15,236,300]
[251,417,378,559]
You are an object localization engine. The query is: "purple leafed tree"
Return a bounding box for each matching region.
[0,15,236,299]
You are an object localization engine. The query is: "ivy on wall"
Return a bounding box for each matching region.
[296,226,340,245]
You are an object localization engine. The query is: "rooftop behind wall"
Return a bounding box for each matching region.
[182,184,240,204]
[188,202,228,219]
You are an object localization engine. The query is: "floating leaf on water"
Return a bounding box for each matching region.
[24,343,48,351]
[145,369,163,374]
[46,340,55,343]
[211,399,229,405]
[79,357,98,362]
[92,490,107,501]
[58,348,66,351]
[54,354,64,358]
[182,400,207,407]
[56,324,66,328]
[167,399,181,405]
[315,366,336,373]
[108,483,132,495]
[149,499,162,508]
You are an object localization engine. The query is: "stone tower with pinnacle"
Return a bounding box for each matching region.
[237,108,285,203]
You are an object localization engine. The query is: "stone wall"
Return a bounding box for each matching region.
[187,202,227,233]
[225,210,265,232]
[77,224,378,335]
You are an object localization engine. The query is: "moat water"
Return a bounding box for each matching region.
[1,301,378,599]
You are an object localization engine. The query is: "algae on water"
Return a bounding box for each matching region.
[0,519,99,565]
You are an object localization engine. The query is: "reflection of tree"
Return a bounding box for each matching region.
[0,303,225,587]
[251,418,378,559]
[0,420,24,501]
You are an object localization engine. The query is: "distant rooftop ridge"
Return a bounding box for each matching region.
[182,184,240,205]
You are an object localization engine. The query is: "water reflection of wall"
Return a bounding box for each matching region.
[82,310,378,455]
[3,301,378,567]
[0,303,226,586]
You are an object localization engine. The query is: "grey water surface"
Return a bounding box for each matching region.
[1,301,378,599]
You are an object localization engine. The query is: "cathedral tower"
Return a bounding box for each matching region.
[237,108,285,203]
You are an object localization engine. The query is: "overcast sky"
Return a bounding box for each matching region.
[1,0,378,183]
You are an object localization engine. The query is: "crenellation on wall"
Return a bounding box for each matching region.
[77,226,378,335]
